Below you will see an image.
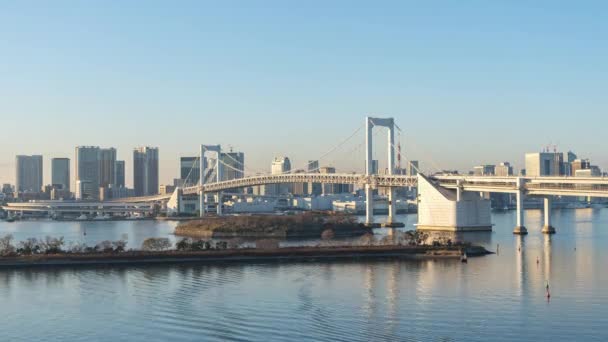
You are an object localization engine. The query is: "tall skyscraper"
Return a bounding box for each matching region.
[15,155,43,194]
[180,157,200,186]
[75,146,101,199]
[51,158,70,191]
[115,160,126,188]
[221,152,245,181]
[99,148,117,188]
[133,147,159,196]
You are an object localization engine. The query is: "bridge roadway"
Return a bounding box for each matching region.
[3,201,153,213]
[113,173,608,203]
[434,175,608,198]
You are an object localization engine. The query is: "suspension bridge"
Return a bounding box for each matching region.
[108,116,608,235]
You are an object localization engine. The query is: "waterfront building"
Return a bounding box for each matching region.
[307,160,322,196]
[576,166,601,177]
[115,160,125,188]
[99,148,117,188]
[292,170,309,195]
[473,165,495,176]
[133,147,159,196]
[15,155,43,195]
[75,180,93,200]
[525,152,564,177]
[571,159,590,176]
[180,157,200,186]
[1,184,13,197]
[495,162,514,177]
[268,157,291,195]
[159,184,176,195]
[51,158,70,192]
[75,146,101,200]
[408,160,419,176]
[319,166,338,195]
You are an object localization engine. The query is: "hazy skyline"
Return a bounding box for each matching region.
[2,1,607,186]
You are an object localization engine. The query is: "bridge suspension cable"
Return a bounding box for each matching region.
[182,156,200,187]
[280,123,365,174]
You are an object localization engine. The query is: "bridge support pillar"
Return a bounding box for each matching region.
[216,192,223,216]
[387,188,395,224]
[513,178,527,235]
[542,197,556,234]
[365,185,374,226]
[199,190,205,218]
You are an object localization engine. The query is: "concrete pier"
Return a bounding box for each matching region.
[542,197,556,234]
[513,178,527,235]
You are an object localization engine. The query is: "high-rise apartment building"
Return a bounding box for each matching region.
[51,158,70,191]
[75,146,101,200]
[133,147,159,196]
[180,157,200,186]
[15,155,43,194]
[115,160,125,188]
[99,148,117,188]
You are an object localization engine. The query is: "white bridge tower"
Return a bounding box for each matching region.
[365,116,399,227]
[199,144,223,217]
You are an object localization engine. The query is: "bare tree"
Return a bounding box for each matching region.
[141,238,171,251]
[0,234,15,256]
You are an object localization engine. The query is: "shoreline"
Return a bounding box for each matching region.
[0,245,491,269]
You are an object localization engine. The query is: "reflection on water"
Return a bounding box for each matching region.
[0,209,607,341]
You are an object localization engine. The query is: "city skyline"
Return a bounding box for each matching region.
[2,1,608,184]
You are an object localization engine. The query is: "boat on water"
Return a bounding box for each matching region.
[76,214,88,221]
[564,202,587,209]
[93,214,110,221]
[461,252,468,263]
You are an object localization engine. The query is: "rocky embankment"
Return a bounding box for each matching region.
[0,245,493,268]
[175,213,372,239]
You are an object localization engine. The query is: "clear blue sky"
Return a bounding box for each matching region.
[1,1,607,186]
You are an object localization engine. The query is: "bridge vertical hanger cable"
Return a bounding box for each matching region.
[388,139,425,175]
[322,126,383,174]
[278,123,365,174]
[399,136,444,174]
[221,151,267,175]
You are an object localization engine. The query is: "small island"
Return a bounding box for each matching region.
[175,212,372,239]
